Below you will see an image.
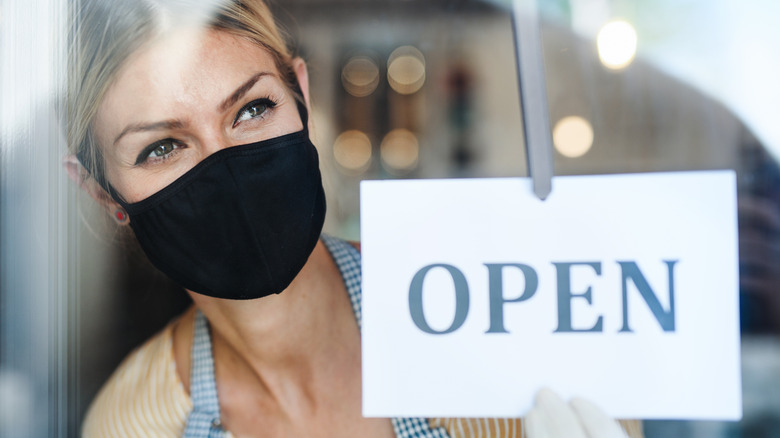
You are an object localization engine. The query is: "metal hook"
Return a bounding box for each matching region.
[512,0,554,200]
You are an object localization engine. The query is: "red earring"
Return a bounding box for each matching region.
[114,209,128,224]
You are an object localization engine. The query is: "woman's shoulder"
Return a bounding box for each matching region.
[82,316,193,437]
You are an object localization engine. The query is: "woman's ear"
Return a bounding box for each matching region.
[63,154,129,225]
[292,57,311,111]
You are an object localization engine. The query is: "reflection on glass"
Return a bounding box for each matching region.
[380,129,419,174]
[553,116,594,158]
[387,46,426,95]
[34,0,780,435]
[333,130,373,174]
[341,55,380,97]
[597,20,638,70]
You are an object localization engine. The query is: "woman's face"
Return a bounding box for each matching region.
[92,29,303,203]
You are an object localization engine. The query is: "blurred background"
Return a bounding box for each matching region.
[1,0,779,436]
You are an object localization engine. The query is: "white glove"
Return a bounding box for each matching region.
[525,388,628,438]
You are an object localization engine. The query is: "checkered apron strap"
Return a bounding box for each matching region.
[392,418,452,438]
[183,310,226,438]
[320,234,363,328]
[320,235,451,438]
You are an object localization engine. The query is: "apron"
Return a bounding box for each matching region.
[182,234,451,438]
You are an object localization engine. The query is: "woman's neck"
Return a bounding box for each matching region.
[184,239,361,405]
[172,239,396,436]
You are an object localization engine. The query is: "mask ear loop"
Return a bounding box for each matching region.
[290,81,309,131]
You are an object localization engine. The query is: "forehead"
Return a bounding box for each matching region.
[93,29,281,142]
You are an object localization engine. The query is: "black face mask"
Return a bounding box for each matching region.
[82,106,326,300]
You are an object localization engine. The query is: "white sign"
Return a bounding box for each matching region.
[360,171,740,420]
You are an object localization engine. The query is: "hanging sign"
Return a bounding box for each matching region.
[360,170,740,420]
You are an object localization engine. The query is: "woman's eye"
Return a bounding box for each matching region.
[233,98,276,127]
[151,142,175,157]
[135,139,183,165]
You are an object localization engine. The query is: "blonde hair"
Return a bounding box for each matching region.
[66,0,299,188]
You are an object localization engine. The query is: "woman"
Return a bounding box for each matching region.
[65,0,642,436]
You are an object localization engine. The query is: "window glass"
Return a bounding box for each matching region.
[1,0,778,435]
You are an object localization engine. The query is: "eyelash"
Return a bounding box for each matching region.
[232,97,278,128]
[135,139,184,165]
[134,97,279,165]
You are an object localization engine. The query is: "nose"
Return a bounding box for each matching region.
[197,129,234,161]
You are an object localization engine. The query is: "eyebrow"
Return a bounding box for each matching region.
[218,71,274,112]
[113,120,186,146]
[112,71,275,146]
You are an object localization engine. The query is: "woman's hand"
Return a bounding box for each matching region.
[525,388,628,438]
